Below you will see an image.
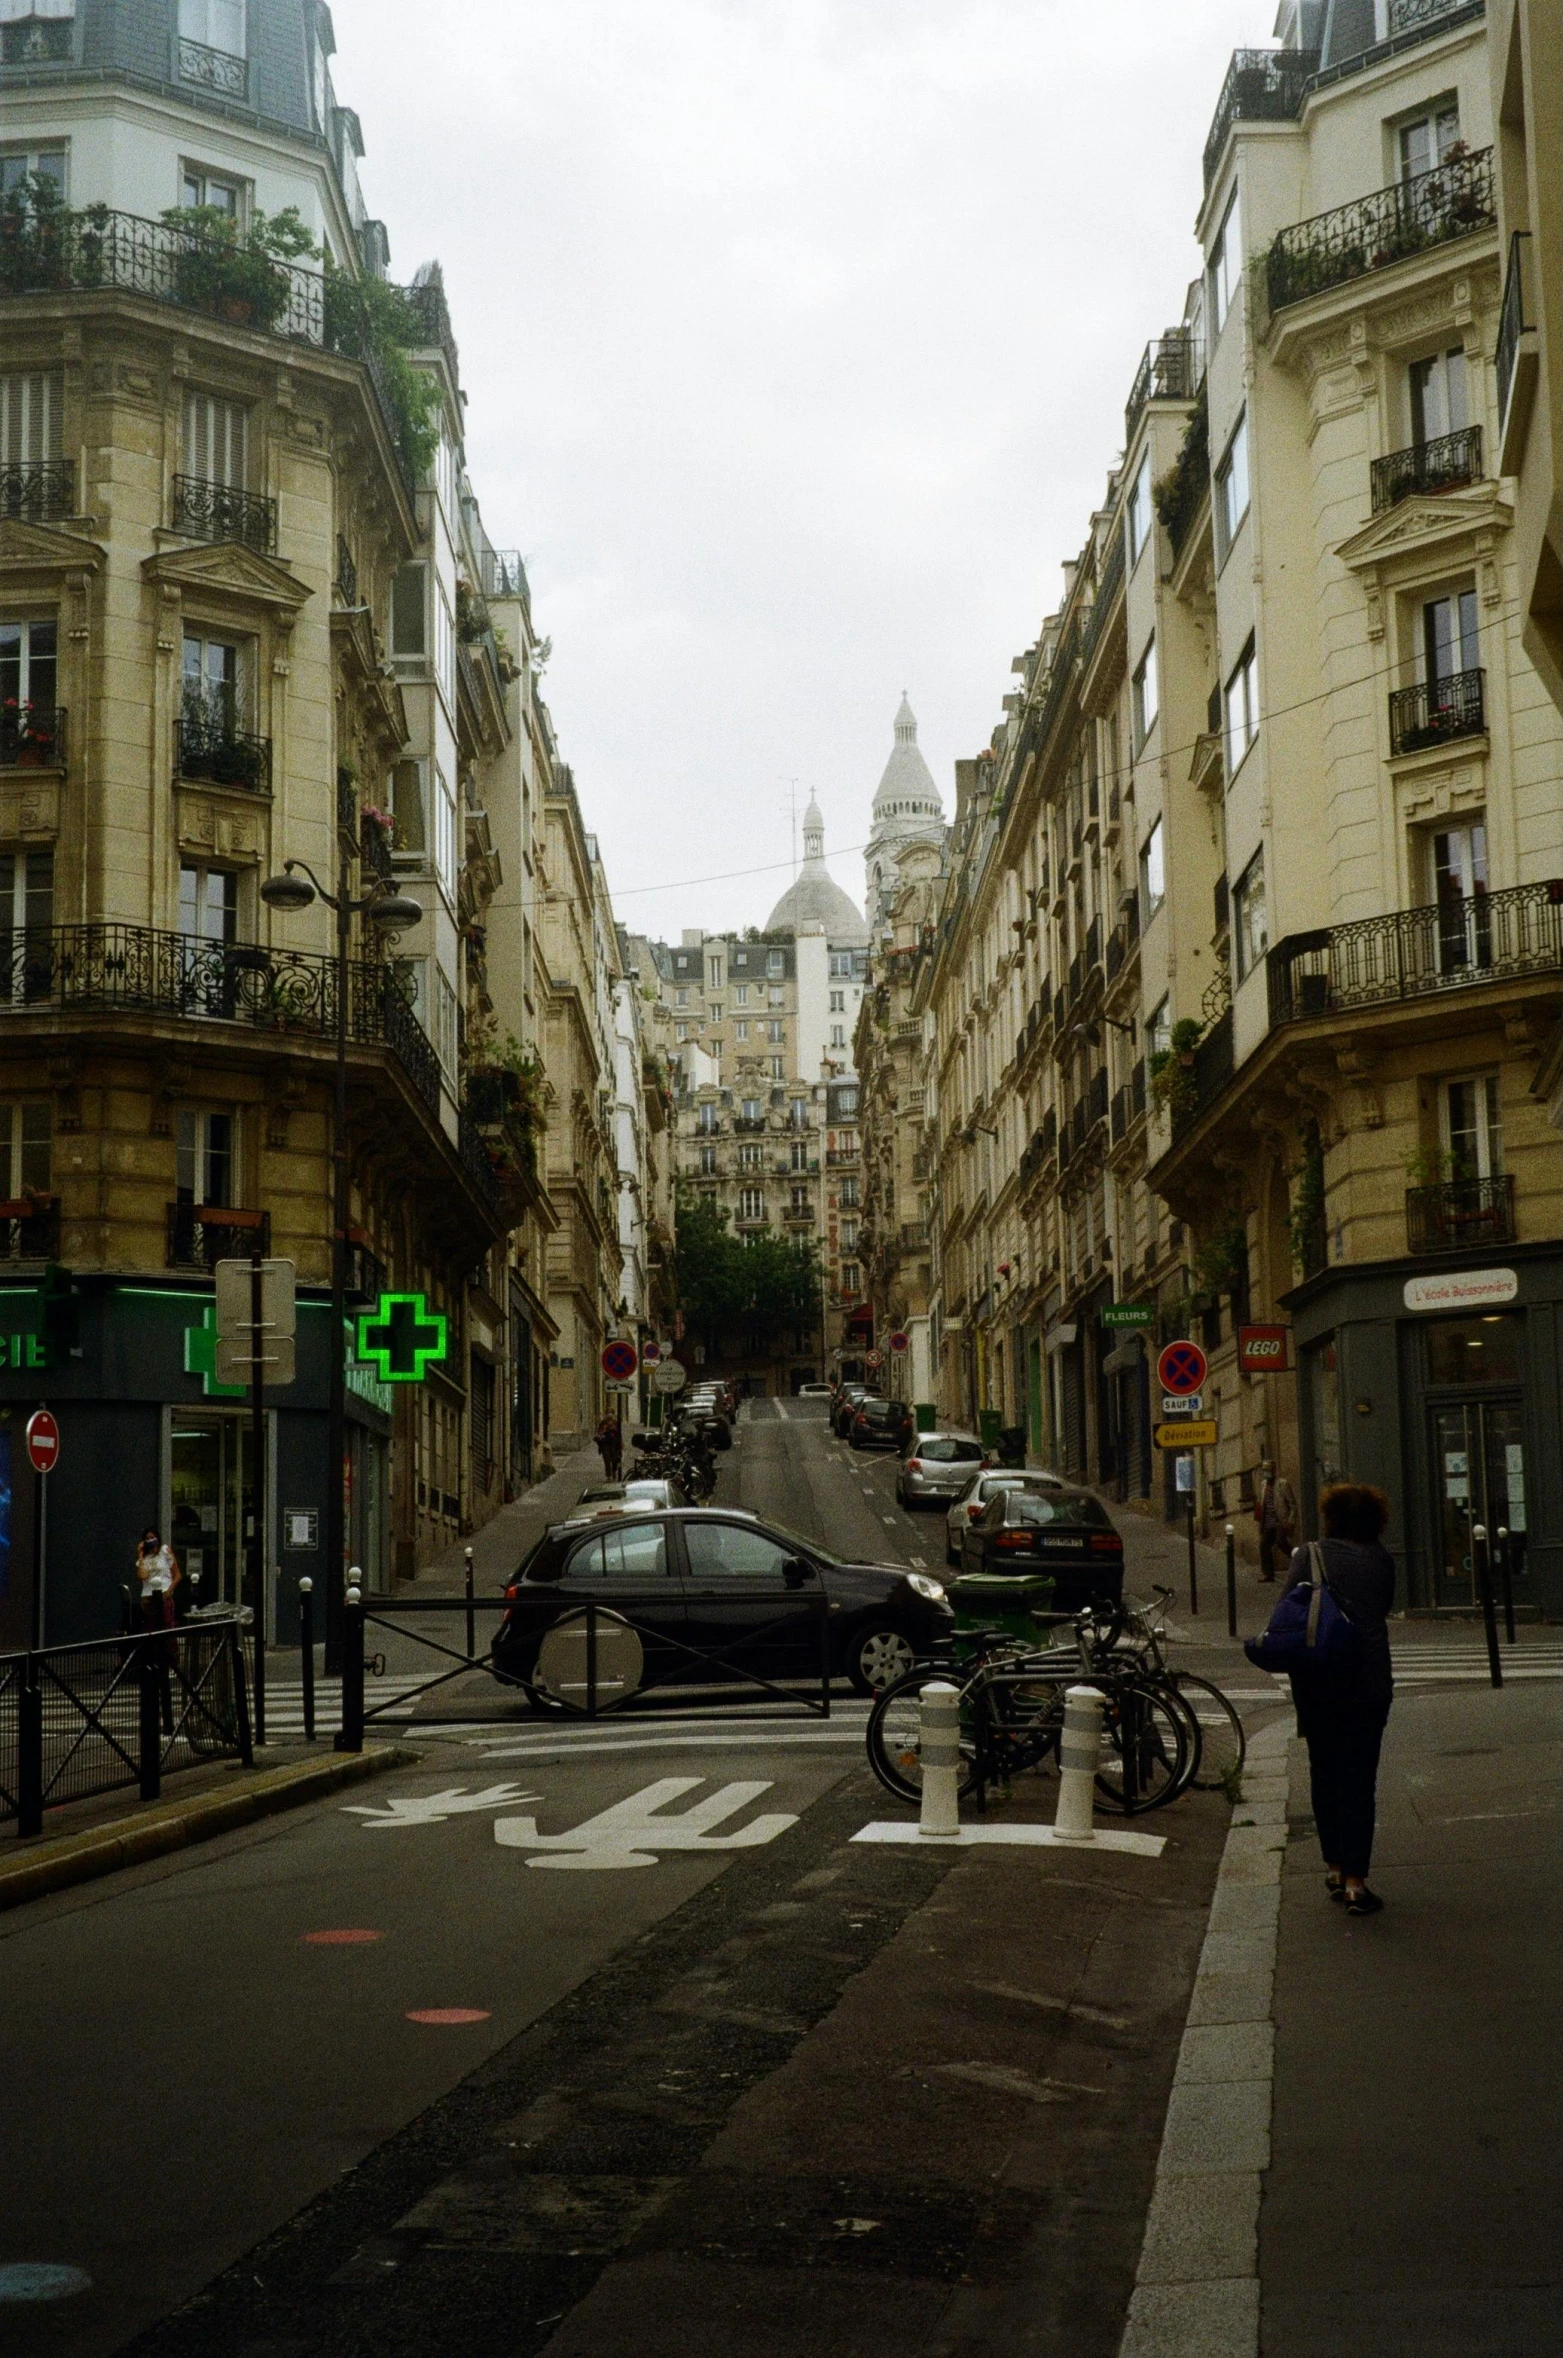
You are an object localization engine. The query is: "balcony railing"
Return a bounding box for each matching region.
[171,473,276,553]
[481,548,529,600]
[166,1202,270,1273]
[1268,147,1495,314]
[0,1194,59,1261]
[360,812,395,885]
[1268,881,1563,1026]
[1406,1174,1515,1256]
[177,36,248,99]
[1203,47,1319,190]
[0,705,65,768]
[0,459,73,521]
[458,1109,506,1220]
[1497,231,1533,431]
[1125,328,1202,447]
[0,924,441,1114]
[1171,1008,1235,1141]
[1388,666,1484,756]
[1370,424,1482,513]
[175,711,272,792]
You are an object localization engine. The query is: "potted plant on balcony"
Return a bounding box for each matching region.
[160,203,316,333]
[4,700,57,766]
[1149,1017,1203,1122]
[0,170,72,296]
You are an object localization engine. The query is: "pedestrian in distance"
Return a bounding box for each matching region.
[596,1415,623,1480]
[135,1526,182,1735]
[1255,1459,1299,1582]
[1281,1482,1395,1917]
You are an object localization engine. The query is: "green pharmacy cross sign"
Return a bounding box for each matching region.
[357,1292,447,1384]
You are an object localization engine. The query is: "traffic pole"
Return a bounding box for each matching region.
[464,1544,476,1661]
[249,1243,267,1746]
[1186,1494,1199,1616]
[1225,1521,1237,1640]
[298,1577,316,1741]
[1496,1527,1516,1645]
[1473,1524,1502,1690]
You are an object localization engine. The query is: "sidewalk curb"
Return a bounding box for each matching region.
[0,1744,418,1915]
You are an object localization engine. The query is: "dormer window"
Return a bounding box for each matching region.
[179,0,247,99]
[0,4,74,68]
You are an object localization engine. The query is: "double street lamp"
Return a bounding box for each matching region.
[261,843,421,1669]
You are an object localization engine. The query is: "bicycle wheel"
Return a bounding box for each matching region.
[1168,1671,1247,1792]
[865,1668,980,1805]
[1093,1680,1191,1814]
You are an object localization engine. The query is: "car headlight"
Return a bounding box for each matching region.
[905,1572,947,1603]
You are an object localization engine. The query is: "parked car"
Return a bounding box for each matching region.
[679,1394,733,1450]
[832,1384,876,1437]
[797,1381,834,1398]
[954,1484,1124,1609]
[944,1469,1065,1564]
[492,1507,953,1699]
[850,1396,915,1452]
[576,1478,690,1514]
[894,1431,988,1509]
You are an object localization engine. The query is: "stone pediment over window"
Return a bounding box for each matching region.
[0,517,104,583]
[1336,484,1510,640]
[142,540,312,620]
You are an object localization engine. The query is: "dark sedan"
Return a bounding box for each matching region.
[955,1484,1124,1609]
[832,1385,876,1437]
[492,1507,953,1702]
[849,1396,914,1451]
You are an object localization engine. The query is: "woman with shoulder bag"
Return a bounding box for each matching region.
[1281,1483,1395,1917]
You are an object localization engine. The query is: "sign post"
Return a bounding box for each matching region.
[25,1408,59,1651]
[217,1257,297,1746]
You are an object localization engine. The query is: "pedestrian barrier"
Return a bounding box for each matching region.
[0,1618,253,1838]
[1052,1685,1105,1843]
[917,1682,961,1837]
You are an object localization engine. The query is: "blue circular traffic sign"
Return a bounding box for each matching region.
[1157,1339,1207,1398]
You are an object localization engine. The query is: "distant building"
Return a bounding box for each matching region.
[863,698,946,930]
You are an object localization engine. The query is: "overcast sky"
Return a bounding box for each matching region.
[333,0,1263,941]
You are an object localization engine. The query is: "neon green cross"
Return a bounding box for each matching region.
[357,1291,447,1383]
[184,1307,245,1399]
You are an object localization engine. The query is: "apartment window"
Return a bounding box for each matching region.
[182,391,247,488]
[769,985,784,1007]
[1410,347,1468,445]
[734,983,748,1006]
[1225,635,1259,776]
[181,630,246,736]
[1421,588,1478,683]
[179,165,242,217]
[0,616,57,715]
[734,1020,748,1042]
[697,1104,717,1134]
[434,582,455,702]
[433,767,456,897]
[767,952,784,977]
[0,1101,51,1196]
[675,1023,688,1043]
[790,1138,808,1170]
[842,1221,859,1251]
[765,1019,783,1043]
[176,1108,234,1209]
[675,988,688,1007]
[1147,995,1171,1059]
[837,1089,859,1117]
[178,863,237,945]
[1432,820,1486,907]
[0,14,73,68]
[1140,819,1165,918]
[179,0,245,54]
[828,990,845,1012]
[1215,409,1249,560]
[739,1141,763,1170]
[708,1003,722,1024]
[829,951,853,978]
[770,1055,785,1079]
[1208,185,1240,338]
[0,367,63,467]
[0,849,52,1002]
[1398,103,1460,183]
[790,1186,809,1216]
[1126,451,1152,568]
[391,563,426,657]
[391,758,426,856]
[698,1143,717,1174]
[1441,1073,1501,1180]
[1132,635,1158,748]
[829,1025,846,1049]
[1233,847,1267,981]
[840,1264,860,1297]
[840,1176,859,1207]
[707,956,723,989]
[740,1186,764,1222]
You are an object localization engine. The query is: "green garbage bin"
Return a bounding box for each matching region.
[949,1570,1055,1642]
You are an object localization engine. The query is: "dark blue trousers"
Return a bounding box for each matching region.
[1299,1697,1391,1879]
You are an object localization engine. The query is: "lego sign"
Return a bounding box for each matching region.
[1238,1325,1290,1374]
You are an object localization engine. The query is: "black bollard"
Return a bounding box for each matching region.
[1225,1522,1237,1640]
[335,1573,365,1753]
[465,1544,476,1662]
[1186,1495,1199,1617]
[1496,1527,1516,1646]
[299,1577,316,1741]
[1472,1524,1502,1690]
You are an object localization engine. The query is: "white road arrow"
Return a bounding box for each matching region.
[343,1783,542,1829]
[493,1776,798,1871]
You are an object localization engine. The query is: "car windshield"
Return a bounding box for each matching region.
[919,1438,983,1463]
[1006,1489,1112,1527]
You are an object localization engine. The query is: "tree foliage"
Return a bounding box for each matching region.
[674,1196,821,1356]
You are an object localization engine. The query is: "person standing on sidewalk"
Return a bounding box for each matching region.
[1256,1460,1298,1582]
[1283,1482,1395,1917]
[134,1527,182,1736]
[596,1415,623,1480]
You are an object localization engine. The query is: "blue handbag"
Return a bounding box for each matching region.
[1244,1543,1360,1672]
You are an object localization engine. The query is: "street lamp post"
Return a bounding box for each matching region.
[261,831,420,1672]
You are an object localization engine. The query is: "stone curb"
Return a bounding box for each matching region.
[0,1744,418,1915]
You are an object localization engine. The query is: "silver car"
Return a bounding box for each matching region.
[943,1468,1066,1565]
[895,1432,988,1509]
[575,1478,689,1514]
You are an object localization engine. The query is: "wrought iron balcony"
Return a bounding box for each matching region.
[0,705,65,768]
[1203,47,1319,191]
[0,1194,59,1262]
[1388,666,1484,756]
[359,812,395,884]
[1267,880,1563,1026]
[0,924,440,1114]
[177,36,248,99]
[176,710,271,792]
[458,1110,506,1220]
[1497,231,1534,433]
[1088,1067,1110,1125]
[1171,1009,1235,1141]
[167,1202,271,1273]
[1268,147,1495,314]
[1125,329,1202,447]
[171,473,277,553]
[481,548,529,600]
[334,535,359,606]
[1370,425,1482,513]
[1406,1174,1515,1256]
[0,460,73,521]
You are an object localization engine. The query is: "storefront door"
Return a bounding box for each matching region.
[1430,1398,1527,1606]
[170,1414,252,1608]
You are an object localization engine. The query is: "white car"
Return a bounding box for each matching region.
[797,1382,834,1397]
[575,1477,689,1515]
[944,1468,1066,1565]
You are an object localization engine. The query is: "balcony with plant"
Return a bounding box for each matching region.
[176,691,270,791]
[1267,146,1495,314]
[1,699,65,768]
[465,1027,547,1209]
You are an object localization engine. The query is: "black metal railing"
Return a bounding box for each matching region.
[1172,1008,1234,1140]
[1080,526,1126,667]
[1088,1066,1109,1125]
[0,1193,59,1260]
[177,35,248,99]
[1125,328,1202,446]
[1406,1173,1515,1256]
[404,276,460,382]
[1388,666,1484,755]
[1267,147,1495,314]
[0,458,72,520]
[1204,47,1319,189]
[360,812,394,884]
[175,710,272,791]
[1159,393,1210,559]
[481,547,528,600]
[166,1201,271,1271]
[1370,424,1482,512]
[0,704,65,767]
[1389,0,1470,28]
[0,923,442,1113]
[1497,231,1533,430]
[1131,1062,1146,1119]
[1267,881,1563,1026]
[345,1232,389,1304]
[334,534,359,606]
[459,1109,507,1220]
[1111,1085,1128,1145]
[171,471,276,552]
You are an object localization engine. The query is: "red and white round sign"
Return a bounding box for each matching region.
[25,1408,60,1475]
[888,1331,910,1354]
[1156,1340,1208,1399]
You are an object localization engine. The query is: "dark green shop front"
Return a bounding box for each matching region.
[0,1279,392,1648]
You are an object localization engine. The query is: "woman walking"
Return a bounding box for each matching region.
[1283,1483,1395,1916]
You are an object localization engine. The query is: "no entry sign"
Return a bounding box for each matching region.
[601,1339,639,1382]
[25,1408,60,1474]
[1156,1340,1207,1399]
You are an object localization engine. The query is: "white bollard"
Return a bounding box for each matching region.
[918,1681,962,1837]
[1053,1684,1106,1844]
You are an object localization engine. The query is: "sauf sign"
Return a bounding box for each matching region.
[1238,1324,1291,1374]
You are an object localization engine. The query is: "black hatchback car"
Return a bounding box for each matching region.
[493,1508,953,1702]
[849,1396,915,1452]
[955,1484,1125,1610]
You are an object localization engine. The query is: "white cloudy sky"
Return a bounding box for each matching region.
[333,0,1262,939]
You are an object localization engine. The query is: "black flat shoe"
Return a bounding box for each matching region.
[1345,1887,1384,1916]
[1326,1874,1346,1902]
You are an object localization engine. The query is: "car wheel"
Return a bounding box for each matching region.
[846,1622,919,1694]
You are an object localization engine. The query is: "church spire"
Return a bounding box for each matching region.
[894,692,917,745]
[801,794,824,864]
